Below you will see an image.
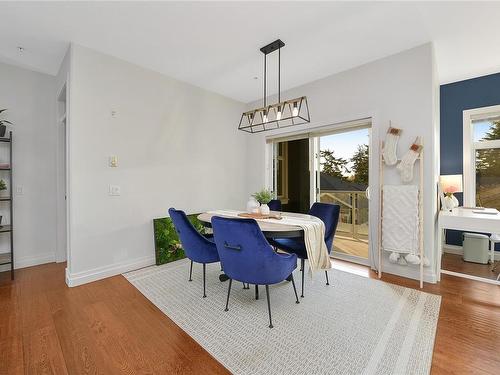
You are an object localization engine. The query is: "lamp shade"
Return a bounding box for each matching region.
[238,96,310,133]
[440,174,463,194]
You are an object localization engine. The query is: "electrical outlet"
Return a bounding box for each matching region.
[108,185,121,196]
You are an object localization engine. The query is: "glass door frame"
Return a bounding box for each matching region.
[266,118,374,267]
[312,124,372,266]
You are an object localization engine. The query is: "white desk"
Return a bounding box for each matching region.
[438,208,500,281]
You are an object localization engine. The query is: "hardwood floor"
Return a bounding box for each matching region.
[1,260,499,374]
[442,252,500,281]
[0,263,229,375]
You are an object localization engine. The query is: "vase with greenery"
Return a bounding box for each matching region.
[252,188,273,215]
[0,109,12,138]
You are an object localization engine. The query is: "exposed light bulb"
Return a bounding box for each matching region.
[276,106,282,120]
[292,102,299,116]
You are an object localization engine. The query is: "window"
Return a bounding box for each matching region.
[474,116,500,209]
[463,106,500,209]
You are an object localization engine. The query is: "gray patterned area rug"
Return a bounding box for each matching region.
[124,259,441,375]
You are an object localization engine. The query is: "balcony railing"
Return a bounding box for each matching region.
[319,190,368,240]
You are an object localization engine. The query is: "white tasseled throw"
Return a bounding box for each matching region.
[274,214,331,272]
[382,185,419,254]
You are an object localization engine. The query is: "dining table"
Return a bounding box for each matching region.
[197,210,313,239]
[197,210,314,284]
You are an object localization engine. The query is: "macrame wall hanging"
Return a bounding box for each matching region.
[397,137,423,183]
[382,123,423,183]
[382,126,401,166]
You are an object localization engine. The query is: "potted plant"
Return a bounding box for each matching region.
[0,109,13,137]
[0,179,6,197]
[252,188,273,215]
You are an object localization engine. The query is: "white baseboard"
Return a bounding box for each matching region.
[379,262,437,284]
[0,251,55,272]
[66,255,155,287]
[444,244,500,260]
[443,244,464,255]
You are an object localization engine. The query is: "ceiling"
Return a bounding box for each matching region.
[1,1,500,103]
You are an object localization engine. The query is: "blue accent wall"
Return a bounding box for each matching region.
[441,72,500,248]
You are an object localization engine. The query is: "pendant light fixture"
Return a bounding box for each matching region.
[238,39,310,133]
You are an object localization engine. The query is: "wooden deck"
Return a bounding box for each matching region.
[333,235,369,258]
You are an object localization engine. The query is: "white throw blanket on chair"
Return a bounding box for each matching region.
[382,185,419,254]
[207,210,331,273]
[275,215,331,272]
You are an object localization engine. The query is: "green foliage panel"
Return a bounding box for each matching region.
[153,214,207,265]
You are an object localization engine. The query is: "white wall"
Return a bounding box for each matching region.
[245,43,439,283]
[0,61,57,270]
[431,45,441,281]
[0,43,439,285]
[66,45,247,286]
[55,47,71,264]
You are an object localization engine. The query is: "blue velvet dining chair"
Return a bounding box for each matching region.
[269,202,340,298]
[168,208,220,298]
[211,216,300,328]
[268,199,282,211]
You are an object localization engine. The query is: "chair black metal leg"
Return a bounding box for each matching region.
[301,259,305,298]
[325,270,330,285]
[188,260,193,282]
[265,285,273,328]
[290,274,300,304]
[255,284,259,300]
[202,263,206,298]
[224,279,233,311]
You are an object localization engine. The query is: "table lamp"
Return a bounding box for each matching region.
[439,174,463,210]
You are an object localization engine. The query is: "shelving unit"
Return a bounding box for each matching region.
[378,136,424,288]
[0,131,13,279]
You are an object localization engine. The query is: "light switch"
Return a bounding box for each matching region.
[109,185,121,196]
[109,156,118,167]
[16,186,23,195]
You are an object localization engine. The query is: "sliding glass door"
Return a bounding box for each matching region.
[316,127,370,264]
[271,120,371,265]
